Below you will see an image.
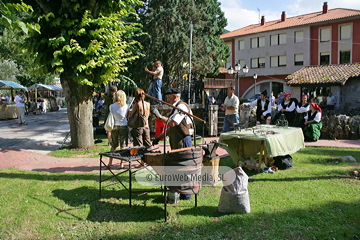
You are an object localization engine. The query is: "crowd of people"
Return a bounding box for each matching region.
[218,87,328,142]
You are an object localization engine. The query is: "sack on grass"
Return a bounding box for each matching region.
[218,167,250,214]
[273,154,293,170]
[104,112,114,131]
[128,100,147,128]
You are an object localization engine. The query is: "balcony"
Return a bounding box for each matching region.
[204,78,235,89]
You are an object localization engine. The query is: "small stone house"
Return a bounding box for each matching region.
[286,63,360,110]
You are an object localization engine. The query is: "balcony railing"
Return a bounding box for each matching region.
[204,78,235,89]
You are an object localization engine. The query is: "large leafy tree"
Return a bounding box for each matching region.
[131,0,229,89]
[2,0,142,148]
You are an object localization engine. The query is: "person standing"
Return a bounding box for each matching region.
[145,60,163,104]
[129,88,151,147]
[152,88,193,149]
[303,103,323,142]
[326,92,336,110]
[220,87,240,133]
[243,90,271,125]
[104,85,117,145]
[270,92,276,107]
[151,88,194,200]
[15,91,27,125]
[107,90,129,169]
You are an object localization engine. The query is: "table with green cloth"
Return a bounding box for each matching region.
[219,125,305,171]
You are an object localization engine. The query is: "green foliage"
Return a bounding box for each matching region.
[3,0,143,88]
[0,27,56,86]
[131,0,229,89]
[0,59,19,81]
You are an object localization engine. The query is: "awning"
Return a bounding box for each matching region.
[28,84,62,91]
[0,80,27,90]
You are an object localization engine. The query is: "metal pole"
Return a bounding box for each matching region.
[188,22,193,104]
[254,78,256,96]
[237,73,240,97]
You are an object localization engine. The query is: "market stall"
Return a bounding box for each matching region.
[28,83,63,112]
[0,80,28,119]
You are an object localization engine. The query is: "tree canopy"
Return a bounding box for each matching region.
[1,0,144,148]
[131,0,229,89]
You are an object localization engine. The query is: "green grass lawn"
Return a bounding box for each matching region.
[1,147,360,240]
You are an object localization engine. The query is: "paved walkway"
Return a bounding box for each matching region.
[0,108,359,173]
[1,136,359,174]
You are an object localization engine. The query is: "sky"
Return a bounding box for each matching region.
[219,0,360,31]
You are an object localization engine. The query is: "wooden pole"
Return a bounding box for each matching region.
[143,92,205,123]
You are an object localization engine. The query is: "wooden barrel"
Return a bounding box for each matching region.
[143,147,203,195]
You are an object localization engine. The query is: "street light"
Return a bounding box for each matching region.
[227,64,249,97]
[253,73,258,96]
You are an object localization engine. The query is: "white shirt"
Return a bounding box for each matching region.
[154,66,164,80]
[110,103,128,126]
[245,99,272,117]
[15,95,24,107]
[278,100,296,112]
[304,111,322,123]
[296,103,310,113]
[171,100,194,135]
[224,95,239,115]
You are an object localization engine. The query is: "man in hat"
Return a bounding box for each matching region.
[151,88,194,201]
[243,90,272,125]
[151,88,193,149]
[220,87,240,132]
[15,91,27,125]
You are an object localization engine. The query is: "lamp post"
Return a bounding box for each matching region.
[253,73,258,96]
[227,64,249,97]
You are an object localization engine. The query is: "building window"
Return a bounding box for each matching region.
[239,59,246,68]
[340,50,351,64]
[270,33,287,46]
[294,31,304,43]
[320,52,330,65]
[251,57,265,68]
[251,36,265,48]
[270,56,278,67]
[294,54,304,66]
[238,40,245,50]
[270,55,286,67]
[279,55,286,66]
[279,34,286,45]
[320,27,330,42]
[259,37,265,47]
[340,24,351,40]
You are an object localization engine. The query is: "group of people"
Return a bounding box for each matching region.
[104,82,193,200]
[219,87,323,142]
[0,94,10,103]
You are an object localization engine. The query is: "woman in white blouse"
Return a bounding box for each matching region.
[108,90,129,169]
[303,103,322,142]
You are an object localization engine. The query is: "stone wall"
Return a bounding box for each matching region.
[321,114,360,140]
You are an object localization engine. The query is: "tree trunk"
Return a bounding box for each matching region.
[60,74,94,149]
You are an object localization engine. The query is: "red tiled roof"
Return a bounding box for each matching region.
[221,8,360,39]
[285,63,360,85]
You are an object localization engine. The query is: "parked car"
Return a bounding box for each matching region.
[247,93,262,102]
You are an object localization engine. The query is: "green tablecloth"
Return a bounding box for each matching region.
[219,125,305,164]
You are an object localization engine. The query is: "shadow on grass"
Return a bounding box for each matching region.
[51,186,166,222]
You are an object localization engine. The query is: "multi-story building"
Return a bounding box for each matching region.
[219,2,360,109]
